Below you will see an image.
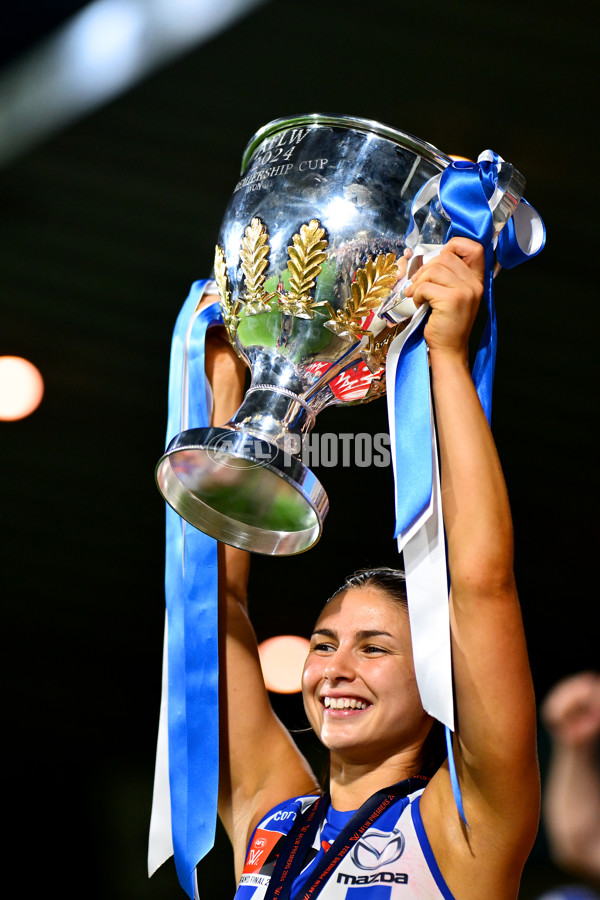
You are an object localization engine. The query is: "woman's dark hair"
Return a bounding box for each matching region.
[327,566,408,607]
[324,565,448,779]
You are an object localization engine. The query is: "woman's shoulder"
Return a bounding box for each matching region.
[417,764,536,899]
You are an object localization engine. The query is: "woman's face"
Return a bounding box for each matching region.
[302,586,432,764]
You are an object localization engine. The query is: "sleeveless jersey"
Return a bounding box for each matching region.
[233,788,455,899]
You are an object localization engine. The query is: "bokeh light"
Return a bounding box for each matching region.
[258,635,310,694]
[0,356,44,421]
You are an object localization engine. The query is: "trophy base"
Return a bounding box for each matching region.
[155,426,329,555]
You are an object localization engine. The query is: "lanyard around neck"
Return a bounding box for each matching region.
[263,775,429,900]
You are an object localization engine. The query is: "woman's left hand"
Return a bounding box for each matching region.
[403,237,485,360]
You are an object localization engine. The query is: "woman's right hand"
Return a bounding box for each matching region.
[402,237,485,362]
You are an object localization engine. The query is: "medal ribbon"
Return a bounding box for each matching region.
[264,776,429,900]
[148,281,224,899]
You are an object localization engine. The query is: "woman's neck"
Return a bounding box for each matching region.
[328,749,424,811]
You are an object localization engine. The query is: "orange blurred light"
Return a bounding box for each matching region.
[258,635,310,694]
[0,356,44,421]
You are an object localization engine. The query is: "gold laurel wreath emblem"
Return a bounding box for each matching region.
[239,218,278,315]
[214,218,330,338]
[214,220,403,395]
[215,222,400,345]
[213,244,241,343]
[325,252,400,346]
[281,219,329,319]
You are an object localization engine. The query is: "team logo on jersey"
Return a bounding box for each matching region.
[351,827,406,870]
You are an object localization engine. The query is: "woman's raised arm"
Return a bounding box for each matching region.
[405,241,539,893]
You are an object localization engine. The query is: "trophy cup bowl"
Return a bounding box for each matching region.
[156,114,524,555]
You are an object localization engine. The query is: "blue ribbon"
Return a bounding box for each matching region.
[392,154,545,823]
[392,313,432,539]
[164,281,223,898]
[393,153,545,537]
[440,157,497,422]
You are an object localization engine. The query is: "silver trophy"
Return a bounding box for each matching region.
[156,114,524,555]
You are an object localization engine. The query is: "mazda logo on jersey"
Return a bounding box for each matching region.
[351,828,406,870]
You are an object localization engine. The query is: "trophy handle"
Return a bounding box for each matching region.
[490,161,526,235]
[380,160,526,325]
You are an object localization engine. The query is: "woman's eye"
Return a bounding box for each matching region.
[312,642,334,652]
[363,645,387,655]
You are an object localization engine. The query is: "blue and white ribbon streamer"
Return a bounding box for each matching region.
[148,281,223,899]
[386,150,545,816]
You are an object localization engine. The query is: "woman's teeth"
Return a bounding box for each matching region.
[323,697,368,710]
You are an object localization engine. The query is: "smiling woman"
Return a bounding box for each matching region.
[304,572,448,784]
[303,587,430,773]
[203,236,539,900]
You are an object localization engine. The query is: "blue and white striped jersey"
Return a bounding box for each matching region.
[233,788,454,899]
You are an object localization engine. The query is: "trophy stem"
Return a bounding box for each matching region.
[229,383,316,451]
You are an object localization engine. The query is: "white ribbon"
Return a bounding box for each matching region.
[148,614,174,873]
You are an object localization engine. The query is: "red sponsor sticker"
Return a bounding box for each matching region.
[305,353,383,403]
[330,361,382,402]
[304,361,330,378]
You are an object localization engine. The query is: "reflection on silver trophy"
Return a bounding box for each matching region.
[156,114,524,555]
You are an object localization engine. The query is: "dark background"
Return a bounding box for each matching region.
[1,1,597,897]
